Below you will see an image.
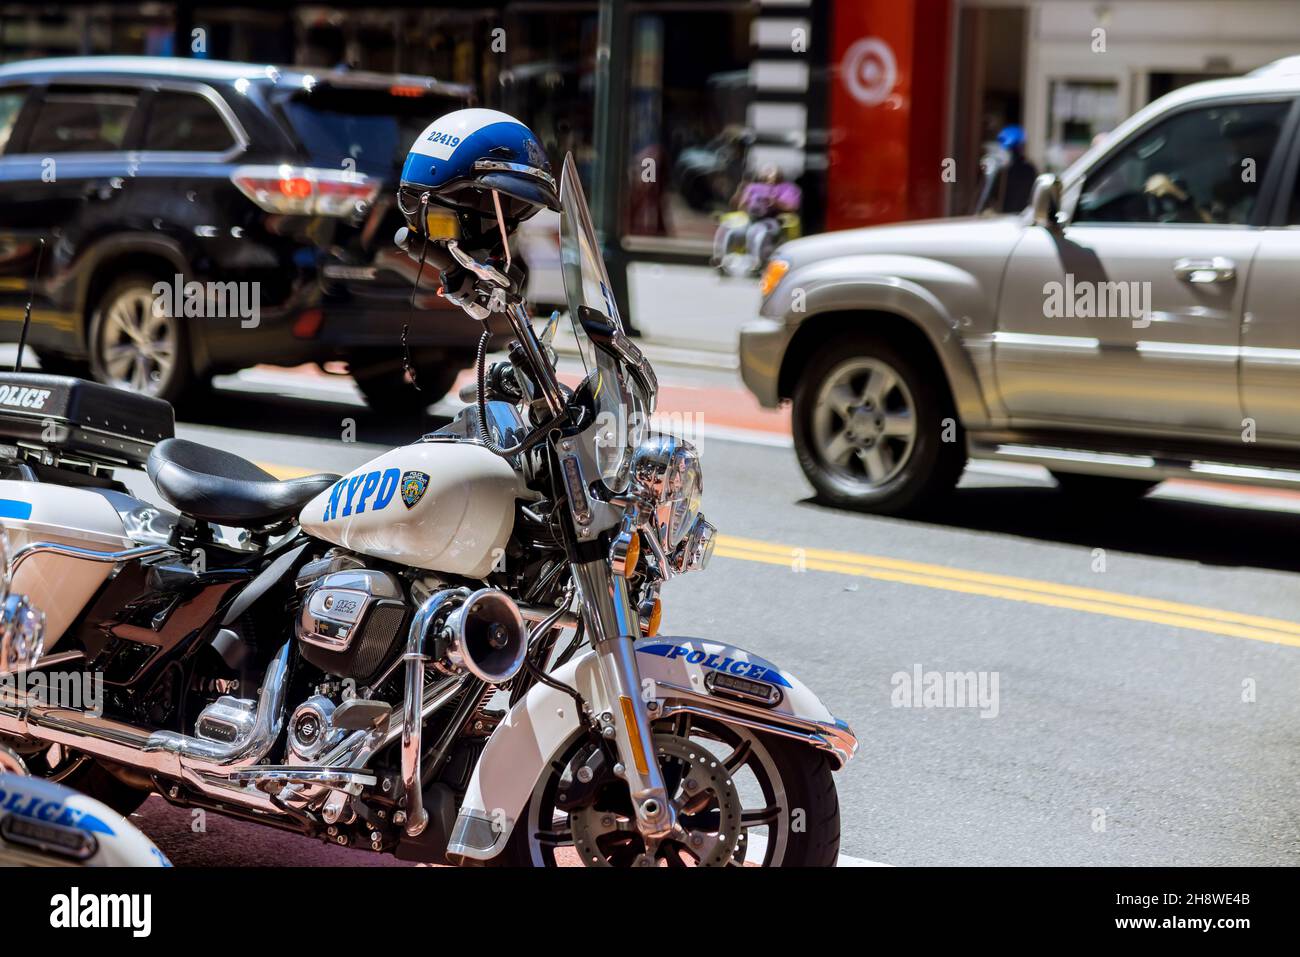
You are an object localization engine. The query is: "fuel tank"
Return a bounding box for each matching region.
[299,440,527,579]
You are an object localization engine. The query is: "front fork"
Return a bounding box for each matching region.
[570,558,677,838]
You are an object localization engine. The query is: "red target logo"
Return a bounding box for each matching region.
[843,37,897,107]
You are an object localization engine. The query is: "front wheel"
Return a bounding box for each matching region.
[495,716,841,867]
[792,333,966,514]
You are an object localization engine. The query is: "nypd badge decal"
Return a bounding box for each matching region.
[400,471,430,509]
[319,467,433,522]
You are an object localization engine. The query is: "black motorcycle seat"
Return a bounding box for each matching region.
[146,438,340,527]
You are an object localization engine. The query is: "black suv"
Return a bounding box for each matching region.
[0,56,504,410]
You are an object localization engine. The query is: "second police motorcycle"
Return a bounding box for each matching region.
[0,109,856,866]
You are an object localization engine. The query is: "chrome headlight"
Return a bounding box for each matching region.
[672,515,716,574]
[632,434,704,561]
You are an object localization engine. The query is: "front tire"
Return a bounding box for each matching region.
[793,332,966,514]
[494,718,841,867]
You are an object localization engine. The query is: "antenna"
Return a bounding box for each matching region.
[13,237,46,373]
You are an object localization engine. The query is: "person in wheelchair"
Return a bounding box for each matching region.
[712,164,802,276]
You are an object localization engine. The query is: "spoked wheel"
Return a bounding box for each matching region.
[88,274,191,403]
[500,714,840,867]
[810,355,918,492]
[792,333,966,514]
[568,733,744,867]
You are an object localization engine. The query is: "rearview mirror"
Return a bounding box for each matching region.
[1030,173,1063,229]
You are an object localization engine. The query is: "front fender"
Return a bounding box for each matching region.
[445,636,856,862]
[749,251,999,428]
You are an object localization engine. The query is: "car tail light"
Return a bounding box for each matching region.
[292,308,324,339]
[231,165,380,217]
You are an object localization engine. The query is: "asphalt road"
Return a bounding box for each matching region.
[115,365,1300,867]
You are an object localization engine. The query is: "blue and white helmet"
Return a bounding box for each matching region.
[399,108,559,238]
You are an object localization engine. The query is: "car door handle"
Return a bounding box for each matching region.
[1173,256,1236,284]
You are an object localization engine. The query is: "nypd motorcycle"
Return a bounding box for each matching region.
[0,110,855,866]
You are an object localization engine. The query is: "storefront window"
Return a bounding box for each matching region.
[1045,78,1120,171]
[193,8,290,63]
[0,5,175,63]
[951,5,1028,215]
[294,7,495,91]
[623,4,755,246]
[498,7,599,185]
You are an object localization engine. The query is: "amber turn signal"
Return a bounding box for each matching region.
[760,259,789,298]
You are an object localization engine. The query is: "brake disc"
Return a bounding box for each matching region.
[570,733,743,867]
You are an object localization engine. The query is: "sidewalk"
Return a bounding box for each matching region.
[553,262,760,370]
[544,262,788,442]
[627,262,761,355]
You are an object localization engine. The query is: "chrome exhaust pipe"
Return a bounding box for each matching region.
[143,642,291,775]
[0,643,292,805]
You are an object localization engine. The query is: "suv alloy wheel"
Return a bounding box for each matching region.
[792,333,966,514]
[88,274,193,403]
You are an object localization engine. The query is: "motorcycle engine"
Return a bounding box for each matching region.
[294,553,409,687]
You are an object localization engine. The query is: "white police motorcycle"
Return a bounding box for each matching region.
[0,110,854,866]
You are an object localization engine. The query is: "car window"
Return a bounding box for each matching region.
[0,88,28,154]
[143,90,236,152]
[1075,100,1290,226]
[25,88,139,154]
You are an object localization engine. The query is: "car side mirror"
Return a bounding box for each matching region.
[1031,173,1063,229]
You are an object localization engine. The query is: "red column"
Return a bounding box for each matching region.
[826,0,952,230]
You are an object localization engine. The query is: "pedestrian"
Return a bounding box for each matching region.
[975,125,1038,214]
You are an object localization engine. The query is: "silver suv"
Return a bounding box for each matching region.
[740,57,1300,514]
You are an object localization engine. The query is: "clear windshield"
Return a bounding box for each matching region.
[558,153,646,489]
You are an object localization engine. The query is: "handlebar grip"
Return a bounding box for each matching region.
[393,228,462,275]
[421,243,461,275]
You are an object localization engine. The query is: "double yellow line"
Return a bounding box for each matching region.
[715,534,1300,649]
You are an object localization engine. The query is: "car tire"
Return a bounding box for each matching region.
[792,332,966,514]
[88,274,193,403]
[1050,472,1159,500]
[353,355,464,415]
